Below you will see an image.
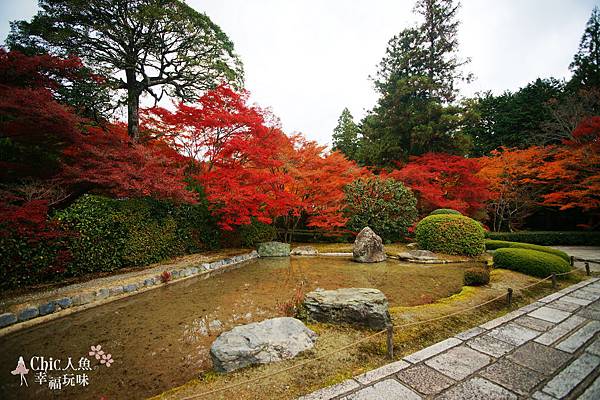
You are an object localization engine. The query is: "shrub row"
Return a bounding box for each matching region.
[429,208,462,216]
[485,231,600,246]
[415,214,485,256]
[492,248,571,278]
[1,194,220,289]
[485,240,570,262]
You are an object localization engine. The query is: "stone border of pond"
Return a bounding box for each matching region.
[0,250,259,335]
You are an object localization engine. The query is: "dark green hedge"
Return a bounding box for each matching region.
[493,248,571,278]
[485,231,600,246]
[464,267,490,286]
[415,214,485,256]
[485,240,569,262]
[429,208,462,216]
[238,219,277,247]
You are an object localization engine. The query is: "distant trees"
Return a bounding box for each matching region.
[331,108,359,159]
[569,6,600,91]
[8,0,243,141]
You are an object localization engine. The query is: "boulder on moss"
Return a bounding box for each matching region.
[353,227,386,263]
[291,246,318,256]
[257,241,290,257]
[210,317,317,372]
[303,287,391,329]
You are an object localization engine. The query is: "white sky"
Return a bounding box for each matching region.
[1,0,598,146]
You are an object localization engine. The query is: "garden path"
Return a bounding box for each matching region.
[552,246,600,273]
[300,277,600,399]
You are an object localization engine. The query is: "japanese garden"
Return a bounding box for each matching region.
[0,0,599,399]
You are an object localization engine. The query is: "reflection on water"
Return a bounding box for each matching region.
[0,256,470,399]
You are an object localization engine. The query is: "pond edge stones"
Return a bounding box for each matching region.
[257,241,290,257]
[210,317,317,372]
[353,227,386,263]
[303,287,391,330]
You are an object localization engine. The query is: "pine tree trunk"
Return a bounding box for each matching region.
[126,69,141,142]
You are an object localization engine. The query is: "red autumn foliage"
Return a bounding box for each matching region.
[387,152,491,217]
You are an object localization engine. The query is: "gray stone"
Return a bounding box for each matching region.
[355,360,410,385]
[547,299,581,312]
[425,346,491,380]
[467,334,515,357]
[343,379,421,400]
[435,377,517,400]
[397,364,455,395]
[555,320,600,353]
[480,359,544,395]
[143,278,156,287]
[72,292,95,306]
[109,286,124,296]
[569,289,600,301]
[535,315,587,346]
[577,304,600,320]
[209,319,223,331]
[513,315,556,332]
[38,302,55,316]
[540,353,600,398]
[291,246,318,256]
[257,241,290,257]
[96,288,110,299]
[507,342,571,375]
[578,374,600,400]
[404,338,462,363]
[303,288,391,330]
[353,227,386,263]
[528,306,571,323]
[210,317,317,372]
[487,322,539,346]
[54,297,72,309]
[455,326,485,341]
[0,312,17,328]
[585,337,600,356]
[479,310,525,330]
[17,306,39,321]
[539,292,566,303]
[189,267,199,275]
[519,301,544,313]
[407,242,419,249]
[171,270,180,278]
[298,379,359,400]
[123,283,138,293]
[561,295,593,306]
[531,391,557,400]
[396,250,440,263]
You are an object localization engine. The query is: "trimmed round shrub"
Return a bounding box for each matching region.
[239,219,277,247]
[485,240,569,262]
[464,267,490,286]
[344,177,418,242]
[429,208,462,216]
[415,214,485,256]
[493,248,570,278]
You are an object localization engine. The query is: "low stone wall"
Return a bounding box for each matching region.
[0,251,259,331]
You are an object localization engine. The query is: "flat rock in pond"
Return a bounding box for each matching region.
[291,245,318,256]
[396,250,441,263]
[303,288,391,330]
[210,317,317,372]
[257,241,290,257]
[353,227,386,263]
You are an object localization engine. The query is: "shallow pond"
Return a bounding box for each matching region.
[0,256,475,399]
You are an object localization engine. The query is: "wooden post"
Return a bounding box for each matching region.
[551,273,557,289]
[570,256,575,267]
[586,262,591,276]
[386,324,394,360]
[507,288,513,308]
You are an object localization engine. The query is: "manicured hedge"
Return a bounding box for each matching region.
[485,240,569,262]
[485,231,600,246]
[415,214,485,256]
[493,248,571,278]
[239,219,277,247]
[55,195,219,275]
[464,267,490,286]
[429,208,462,216]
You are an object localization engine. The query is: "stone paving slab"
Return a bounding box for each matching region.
[299,277,600,400]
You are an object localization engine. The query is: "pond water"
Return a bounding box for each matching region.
[0,256,474,399]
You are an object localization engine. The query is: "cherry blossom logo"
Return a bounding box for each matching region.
[89,345,113,368]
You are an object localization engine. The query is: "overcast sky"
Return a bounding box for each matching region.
[1,0,598,145]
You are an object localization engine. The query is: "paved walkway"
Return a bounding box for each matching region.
[300,278,600,399]
[552,246,600,273]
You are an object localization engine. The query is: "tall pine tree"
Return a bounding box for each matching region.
[569,6,600,90]
[332,108,359,160]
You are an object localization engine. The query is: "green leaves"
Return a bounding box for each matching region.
[415,214,485,256]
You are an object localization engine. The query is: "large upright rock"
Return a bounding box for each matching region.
[210,317,317,372]
[303,288,391,330]
[257,241,290,257]
[353,227,386,263]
